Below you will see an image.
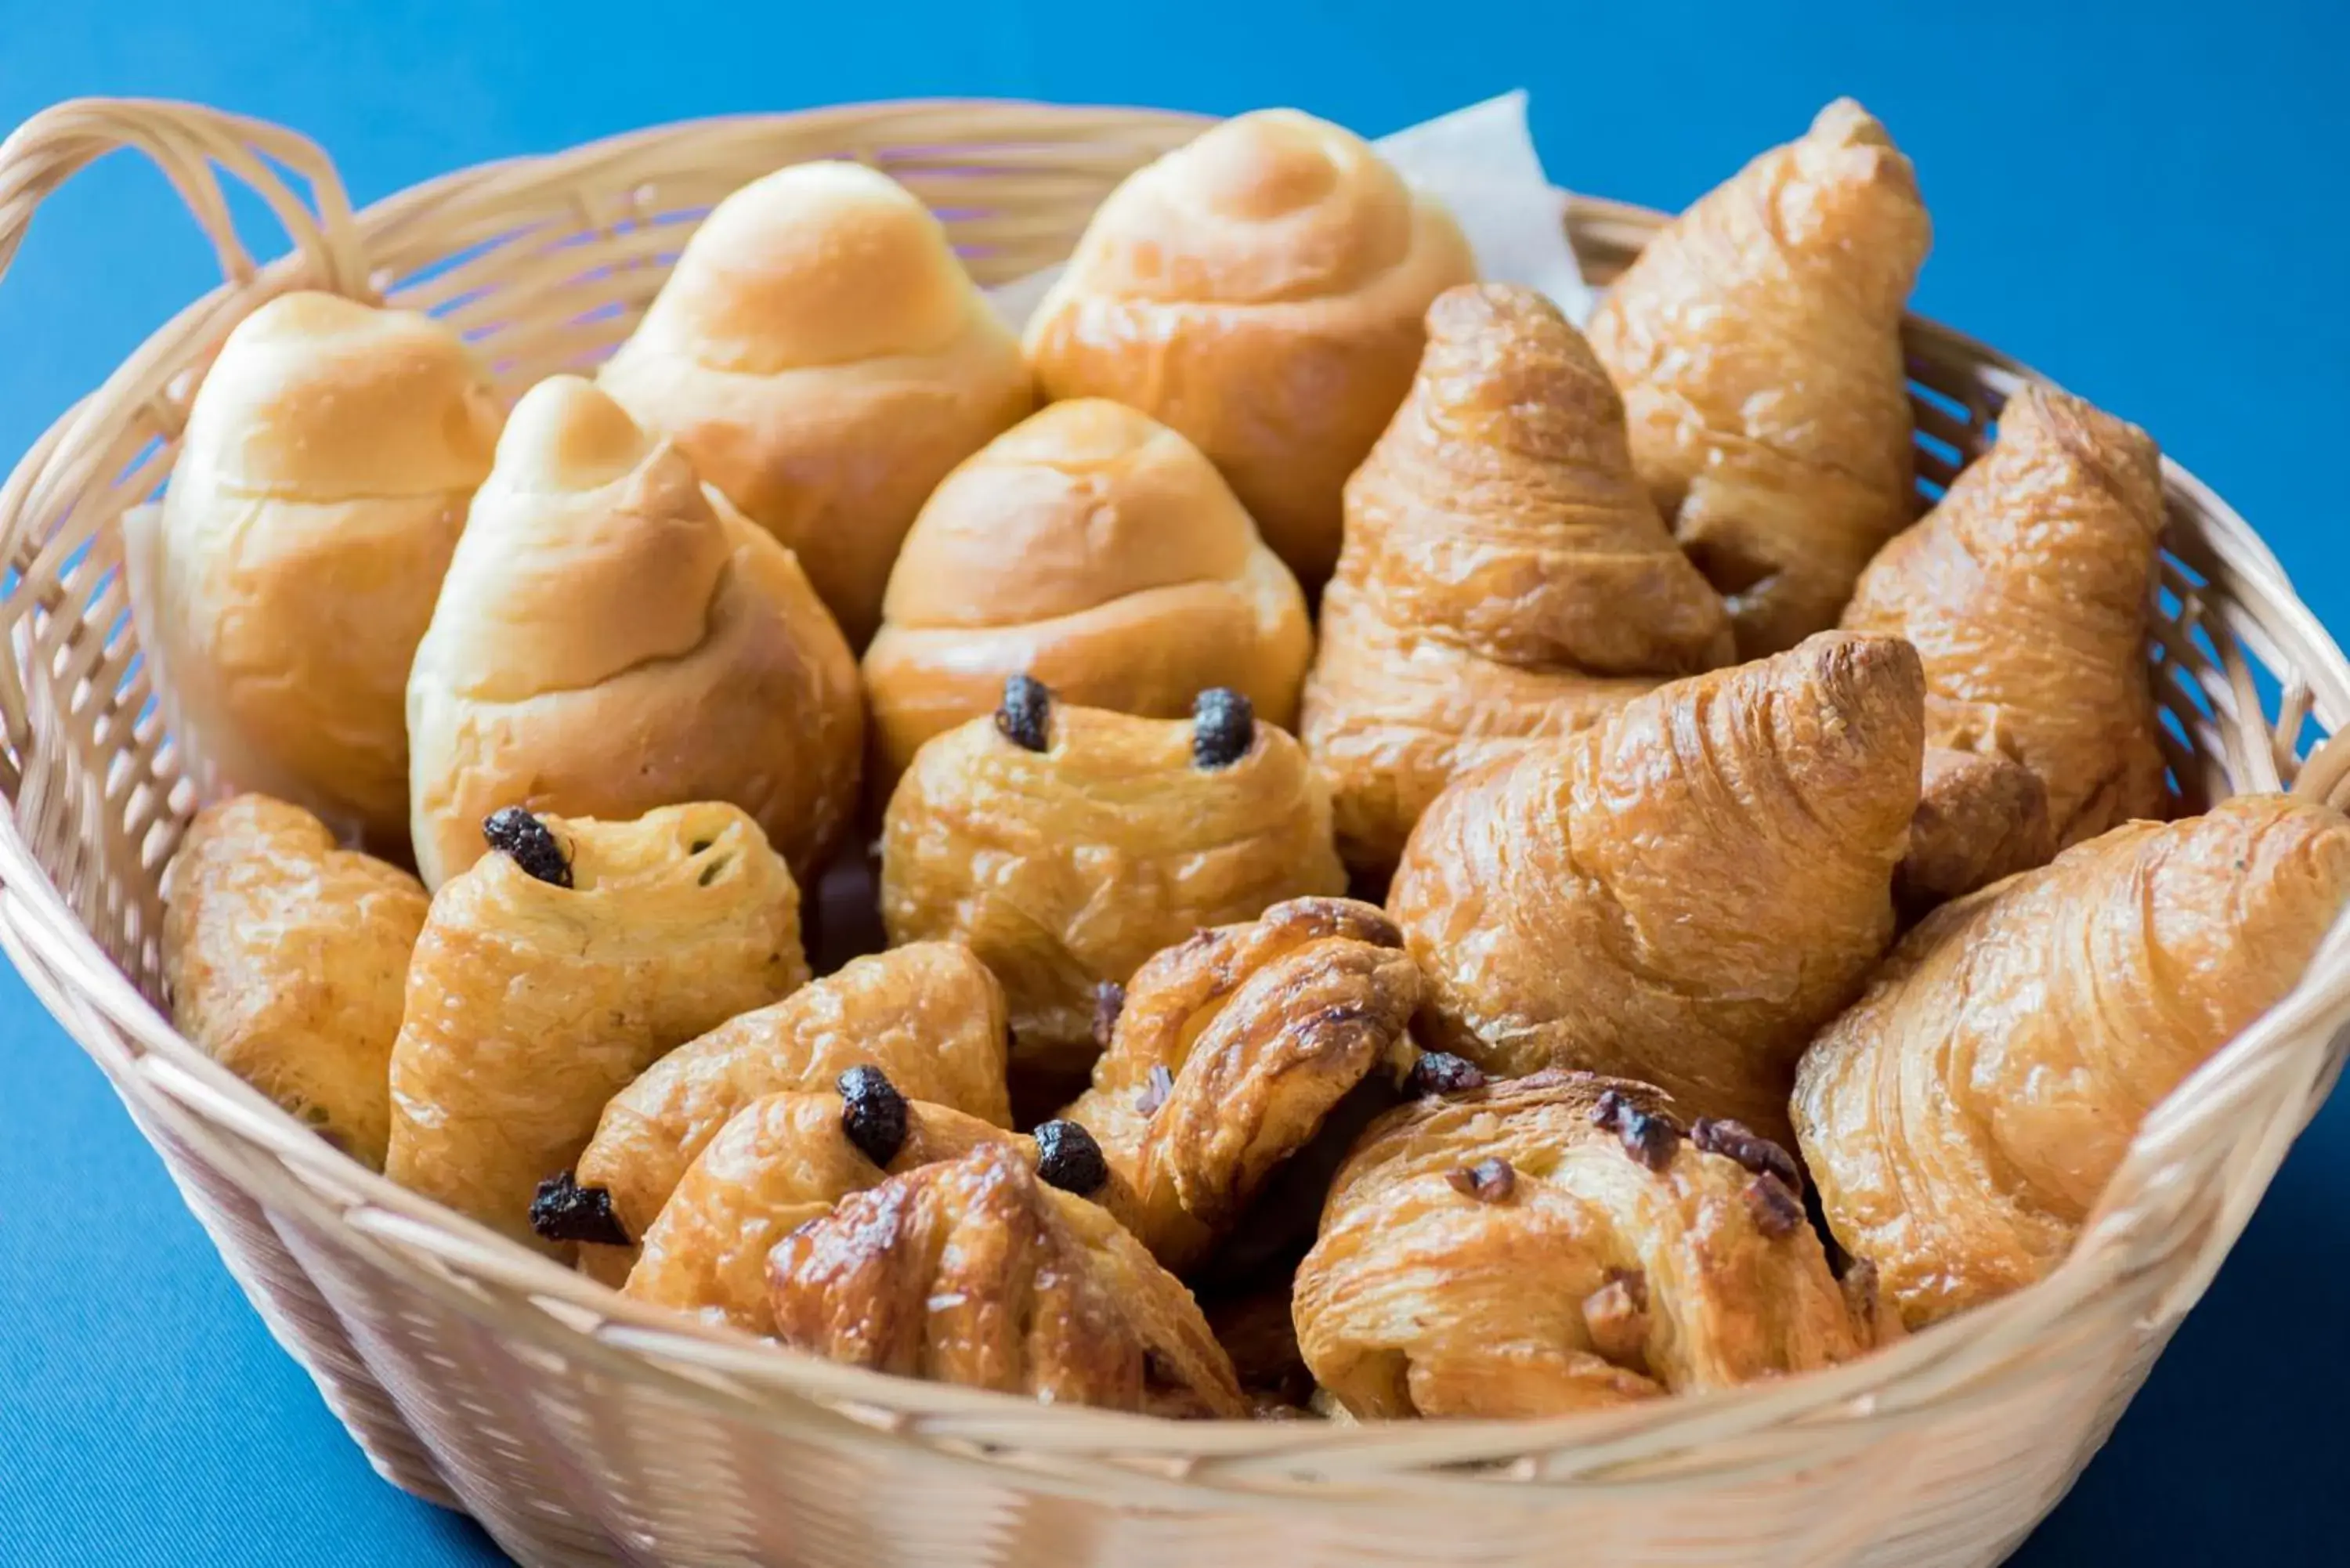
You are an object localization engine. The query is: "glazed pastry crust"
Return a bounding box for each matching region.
[161,795,429,1169]
[385,804,806,1246]
[599,161,1033,645]
[864,399,1311,789]
[767,1143,1248,1416]
[1389,632,1924,1146]
[1294,1071,1867,1418]
[406,376,862,889]
[880,699,1347,1080]
[1842,384,2171,854]
[1588,99,1931,657]
[1062,897,1420,1272]
[126,292,502,847]
[1896,747,2056,914]
[1023,109,1477,585]
[1301,284,1732,871]
[1794,795,2350,1328]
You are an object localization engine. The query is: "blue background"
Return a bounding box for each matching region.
[2,2,2344,1563]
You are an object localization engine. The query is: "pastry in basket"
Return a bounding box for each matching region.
[1896,749,2055,917]
[1843,385,2171,904]
[385,803,806,1247]
[1060,897,1419,1273]
[1023,109,1477,586]
[404,374,861,890]
[1794,793,2350,1328]
[880,679,1347,1099]
[125,291,503,851]
[767,1142,1249,1415]
[1293,1069,1870,1417]
[1300,283,1734,873]
[862,399,1312,792]
[160,794,430,1169]
[1388,631,1924,1146]
[598,161,1033,645]
[559,942,1014,1262]
[1587,99,1932,658]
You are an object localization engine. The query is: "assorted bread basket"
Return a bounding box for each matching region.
[4,92,2349,1568]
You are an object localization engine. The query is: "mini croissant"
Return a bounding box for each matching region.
[126,292,503,847]
[1294,1070,1870,1418]
[385,804,805,1246]
[880,681,1347,1091]
[161,795,429,1169]
[1024,109,1476,584]
[1795,795,2350,1328]
[1061,897,1420,1273]
[599,161,1033,644]
[1302,284,1734,871]
[1589,99,1932,657]
[1389,632,1924,1145]
[405,376,862,889]
[768,1143,1248,1415]
[1843,383,2170,898]
[864,399,1312,790]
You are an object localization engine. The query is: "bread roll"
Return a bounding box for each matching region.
[599,162,1033,645]
[406,375,861,890]
[1023,110,1476,585]
[126,292,502,848]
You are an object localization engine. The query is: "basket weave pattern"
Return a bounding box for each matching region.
[3,97,2348,1568]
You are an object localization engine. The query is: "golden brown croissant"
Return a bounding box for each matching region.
[1794,795,2350,1328]
[880,680,1347,1092]
[1588,99,1932,658]
[863,399,1312,792]
[768,1143,1248,1415]
[1023,109,1477,585]
[160,795,429,1169]
[1896,747,2056,915]
[1301,283,1734,872]
[1294,1069,1868,1418]
[125,292,503,848]
[599,161,1033,645]
[1061,897,1418,1273]
[404,376,862,890]
[1842,384,2170,875]
[1389,631,1924,1145]
[385,804,805,1246]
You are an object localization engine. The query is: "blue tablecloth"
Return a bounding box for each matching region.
[2,2,2343,1562]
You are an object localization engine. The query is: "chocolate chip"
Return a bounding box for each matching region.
[529,1171,627,1246]
[995,674,1052,753]
[1406,1052,1487,1097]
[1444,1157,1515,1203]
[483,806,571,887]
[1691,1117,1803,1191]
[1033,1119,1108,1197]
[1591,1089,1681,1172]
[837,1065,909,1168]
[1091,980,1126,1053]
[1136,1063,1175,1117]
[1744,1173,1805,1239]
[1191,688,1254,769]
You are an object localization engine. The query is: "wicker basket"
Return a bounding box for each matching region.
[4,95,2348,1568]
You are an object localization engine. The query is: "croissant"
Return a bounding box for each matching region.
[1023,109,1477,585]
[1294,1069,1869,1418]
[1061,897,1419,1273]
[385,804,805,1246]
[1389,631,1924,1145]
[1843,385,2170,890]
[405,376,861,890]
[1897,748,2056,915]
[161,795,429,1169]
[1588,99,1932,657]
[881,681,1347,1095]
[1794,795,2350,1328]
[863,399,1312,791]
[599,161,1033,645]
[1300,283,1734,872]
[125,292,503,848]
[768,1143,1248,1415]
